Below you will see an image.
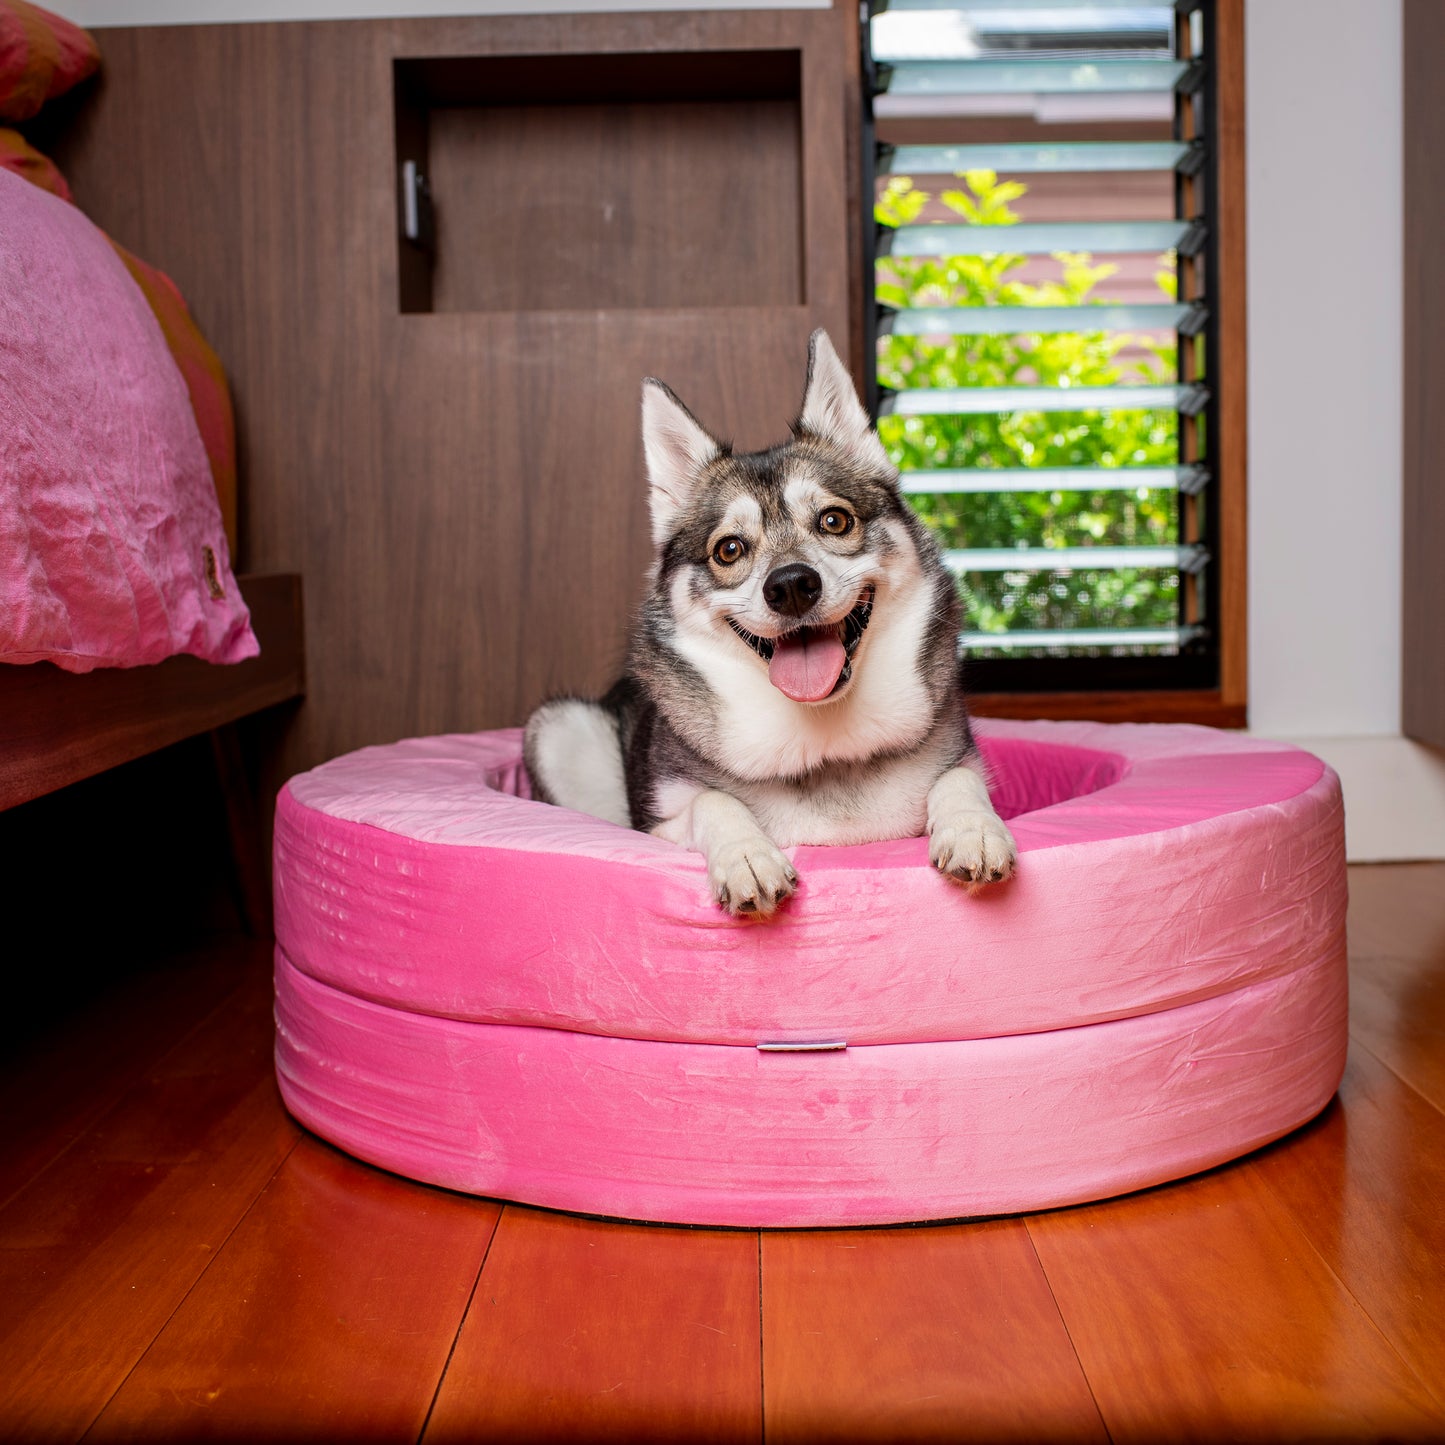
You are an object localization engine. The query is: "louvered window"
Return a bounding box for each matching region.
[863,0,1231,700]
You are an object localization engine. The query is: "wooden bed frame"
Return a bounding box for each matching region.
[0,572,305,932]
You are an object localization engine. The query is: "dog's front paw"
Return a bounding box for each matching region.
[930,811,1017,888]
[710,839,798,918]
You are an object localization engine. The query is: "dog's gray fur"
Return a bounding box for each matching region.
[524,330,1016,916]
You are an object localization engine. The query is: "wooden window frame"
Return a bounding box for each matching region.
[1404,0,1445,748]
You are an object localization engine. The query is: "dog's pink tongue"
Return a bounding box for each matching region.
[768,633,847,702]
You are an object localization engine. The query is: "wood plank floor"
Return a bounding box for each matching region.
[3,863,1443,1443]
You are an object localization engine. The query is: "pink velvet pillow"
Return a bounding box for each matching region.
[0,168,258,671]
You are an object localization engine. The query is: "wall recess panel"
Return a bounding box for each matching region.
[54,10,849,774]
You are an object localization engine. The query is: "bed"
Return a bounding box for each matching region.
[272,720,1348,1226]
[0,1,303,925]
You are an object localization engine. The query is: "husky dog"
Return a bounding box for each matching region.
[524,330,1016,917]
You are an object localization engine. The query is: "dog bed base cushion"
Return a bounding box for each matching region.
[273,718,1348,1227]
[276,950,1344,1228]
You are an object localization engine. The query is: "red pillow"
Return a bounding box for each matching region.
[0,1,98,123]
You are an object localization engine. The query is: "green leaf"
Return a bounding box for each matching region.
[939,189,980,222]
[875,175,930,228]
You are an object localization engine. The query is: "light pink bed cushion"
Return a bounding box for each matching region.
[0,168,256,671]
[274,720,1348,1225]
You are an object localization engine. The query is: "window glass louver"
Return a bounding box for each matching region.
[863,0,1221,689]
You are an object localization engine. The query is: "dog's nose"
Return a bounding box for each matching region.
[763,563,823,618]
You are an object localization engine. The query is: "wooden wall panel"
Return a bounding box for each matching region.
[1404,0,1445,747]
[54,10,850,777]
[428,94,804,313]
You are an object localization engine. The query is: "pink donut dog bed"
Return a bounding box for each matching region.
[272,718,1348,1227]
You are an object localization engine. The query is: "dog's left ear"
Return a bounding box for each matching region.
[795,330,895,479]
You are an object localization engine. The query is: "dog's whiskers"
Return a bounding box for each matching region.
[727,619,776,662]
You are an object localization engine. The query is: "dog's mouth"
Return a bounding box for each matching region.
[727,586,875,703]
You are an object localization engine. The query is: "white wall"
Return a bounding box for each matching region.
[1246,0,1401,739]
[1246,0,1445,860]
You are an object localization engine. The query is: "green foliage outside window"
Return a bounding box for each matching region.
[876,170,1185,645]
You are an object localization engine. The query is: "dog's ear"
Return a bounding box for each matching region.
[641,379,723,546]
[795,330,894,478]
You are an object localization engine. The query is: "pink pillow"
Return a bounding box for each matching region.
[0,168,257,671]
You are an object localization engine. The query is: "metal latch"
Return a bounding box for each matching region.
[401,159,435,253]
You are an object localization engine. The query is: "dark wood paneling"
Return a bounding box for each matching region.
[1404,0,1445,746]
[969,687,1244,728]
[0,573,303,811]
[837,0,865,382]
[1214,0,1249,715]
[428,93,803,313]
[54,11,850,778]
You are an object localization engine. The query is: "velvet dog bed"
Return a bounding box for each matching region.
[272,718,1348,1227]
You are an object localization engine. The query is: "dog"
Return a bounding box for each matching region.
[523,329,1016,917]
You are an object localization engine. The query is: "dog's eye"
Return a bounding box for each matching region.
[818,508,854,537]
[712,536,747,566]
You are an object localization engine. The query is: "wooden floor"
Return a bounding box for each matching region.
[3,863,1443,1444]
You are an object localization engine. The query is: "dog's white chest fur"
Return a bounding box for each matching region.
[715,745,950,847]
[664,595,947,845]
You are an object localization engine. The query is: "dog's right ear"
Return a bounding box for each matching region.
[641,379,722,547]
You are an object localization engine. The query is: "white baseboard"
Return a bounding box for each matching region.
[1258,733,1445,862]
